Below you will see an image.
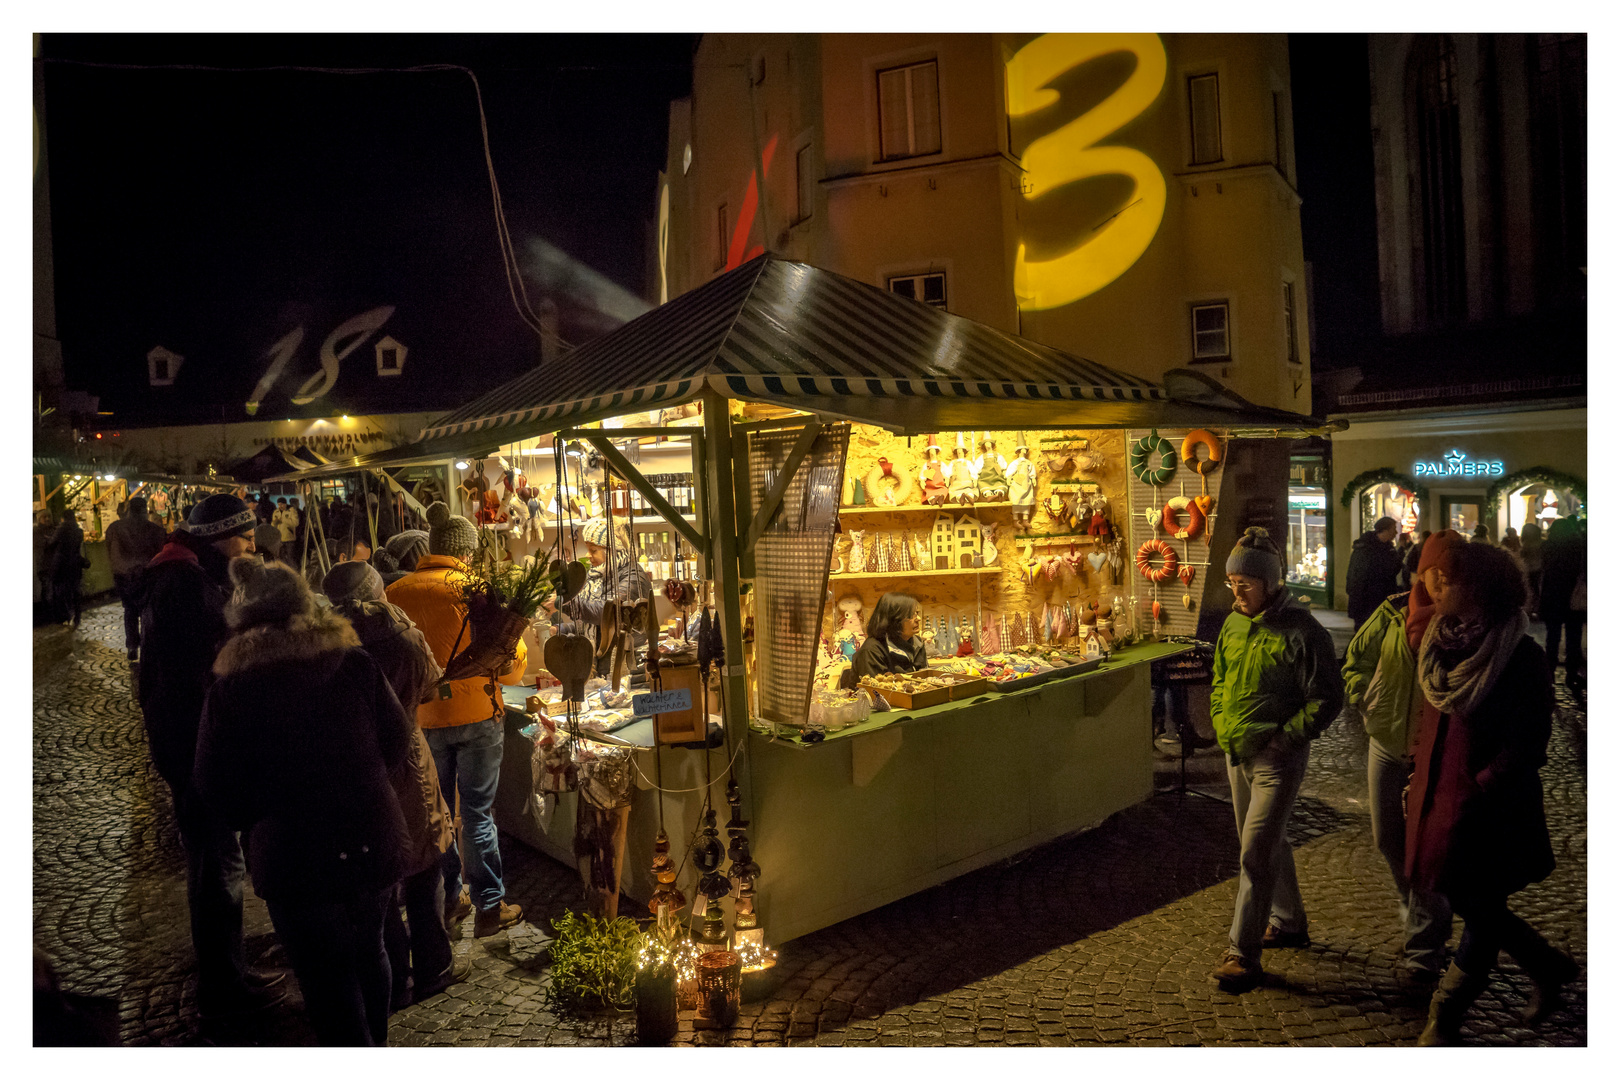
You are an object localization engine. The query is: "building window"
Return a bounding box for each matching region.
[796,143,814,223]
[1409,35,1466,325]
[877,60,942,161]
[715,202,730,268]
[1190,301,1230,360]
[1273,90,1292,180]
[1531,32,1586,306]
[1188,73,1222,165]
[1282,281,1300,363]
[889,272,947,310]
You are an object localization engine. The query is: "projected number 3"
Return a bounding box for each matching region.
[1006,33,1168,311]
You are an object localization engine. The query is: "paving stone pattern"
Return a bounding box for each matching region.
[36,602,1586,1047]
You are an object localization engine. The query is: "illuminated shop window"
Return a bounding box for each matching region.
[878,60,942,161]
[1283,281,1300,363]
[889,272,947,310]
[1188,73,1222,165]
[1190,301,1230,360]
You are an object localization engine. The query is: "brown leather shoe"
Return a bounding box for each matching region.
[1212,952,1264,991]
[473,901,523,938]
[445,887,472,928]
[1262,924,1311,949]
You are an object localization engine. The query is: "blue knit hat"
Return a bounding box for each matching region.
[187,493,256,540]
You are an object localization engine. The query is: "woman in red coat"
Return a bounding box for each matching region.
[1406,541,1578,1045]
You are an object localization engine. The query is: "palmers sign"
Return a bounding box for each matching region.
[1412,450,1505,478]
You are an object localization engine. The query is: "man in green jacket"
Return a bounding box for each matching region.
[1210,527,1344,991]
[1341,531,1464,981]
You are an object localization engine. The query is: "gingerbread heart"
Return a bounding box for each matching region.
[551,558,589,603]
[1144,508,1161,529]
[1182,594,1196,611]
[1179,564,1196,588]
[1194,494,1215,516]
[543,632,596,703]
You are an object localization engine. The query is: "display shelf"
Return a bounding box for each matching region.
[837,502,1020,516]
[1014,532,1100,545]
[830,565,1003,580]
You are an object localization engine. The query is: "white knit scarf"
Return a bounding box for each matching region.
[1416,608,1529,717]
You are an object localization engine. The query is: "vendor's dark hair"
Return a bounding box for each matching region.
[866,592,920,641]
[1447,541,1527,626]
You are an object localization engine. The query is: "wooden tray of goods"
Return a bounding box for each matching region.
[859,671,972,711]
[986,652,1102,692]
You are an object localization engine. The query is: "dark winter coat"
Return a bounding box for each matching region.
[134,531,234,788]
[334,599,454,877]
[1405,635,1555,900]
[47,520,86,585]
[193,610,414,903]
[1345,531,1403,626]
[850,634,928,682]
[1538,525,1585,619]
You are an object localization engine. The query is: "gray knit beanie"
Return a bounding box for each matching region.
[1225,526,1282,583]
[384,529,430,572]
[425,502,477,559]
[226,556,316,631]
[321,560,385,605]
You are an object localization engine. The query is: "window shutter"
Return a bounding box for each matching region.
[1189,74,1222,165]
[911,61,942,155]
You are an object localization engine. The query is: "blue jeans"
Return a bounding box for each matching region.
[1226,737,1310,961]
[424,718,506,912]
[265,886,394,1046]
[170,781,249,1010]
[1368,736,1453,972]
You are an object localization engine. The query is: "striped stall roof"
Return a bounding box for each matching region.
[421,255,1166,441]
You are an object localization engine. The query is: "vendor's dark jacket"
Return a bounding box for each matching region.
[135,530,233,788]
[1345,531,1403,625]
[193,610,413,903]
[850,634,928,682]
[1406,635,1555,900]
[334,598,454,877]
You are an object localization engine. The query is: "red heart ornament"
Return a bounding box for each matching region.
[1179,565,1196,587]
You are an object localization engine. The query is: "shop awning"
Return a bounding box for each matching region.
[421,254,1294,441]
[260,427,514,484]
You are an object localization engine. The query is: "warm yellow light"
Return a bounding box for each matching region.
[1006,33,1168,311]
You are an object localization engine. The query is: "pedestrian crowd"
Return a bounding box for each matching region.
[1210,521,1582,1045]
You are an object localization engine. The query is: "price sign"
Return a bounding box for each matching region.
[632,688,693,717]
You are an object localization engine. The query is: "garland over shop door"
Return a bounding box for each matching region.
[744,423,850,724]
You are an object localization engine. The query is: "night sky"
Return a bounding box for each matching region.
[41,33,1382,426]
[40,34,697,427]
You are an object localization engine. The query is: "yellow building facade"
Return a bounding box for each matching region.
[658,33,1312,414]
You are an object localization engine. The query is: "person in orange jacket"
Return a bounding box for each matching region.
[386,502,527,939]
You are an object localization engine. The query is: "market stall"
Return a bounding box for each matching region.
[352,255,1337,955]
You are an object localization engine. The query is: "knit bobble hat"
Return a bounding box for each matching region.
[1416,529,1467,576]
[226,556,316,631]
[321,560,385,605]
[384,529,430,572]
[1225,526,1282,583]
[188,493,257,540]
[253,524,281,553]
[425,502,478,559]
[580,517,611,548]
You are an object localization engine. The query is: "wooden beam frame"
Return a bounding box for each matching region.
[582,435,708,556]
[739,420,822,556]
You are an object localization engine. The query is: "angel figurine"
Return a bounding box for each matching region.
[918,436,950,506]
[947,442,977,505]
[1007,439,1037,523]
[973,437,1009,501]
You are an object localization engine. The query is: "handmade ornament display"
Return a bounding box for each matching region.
[979,522,999,566]
[833,596,864,661]
[647,829,687,919]
[1162,496,1205,541]
[929,513,955,569]
[1180,429,1222,475]
[946,439,977,505]
[1007,438,1037,522]
[848,530,867,574]
[973,437,1009,501]
[919,436,949,505]
[953,515,985,567]
[1129,430,1178,486]
[1135,538,1178,583]
[865,457,916,506]
[724,779,771,970]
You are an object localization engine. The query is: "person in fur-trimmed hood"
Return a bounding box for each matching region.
[322,561,467,1009]
[194,557,414,1047]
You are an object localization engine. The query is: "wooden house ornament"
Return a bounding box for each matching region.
[930,512,956,570]
[954,514,985,568]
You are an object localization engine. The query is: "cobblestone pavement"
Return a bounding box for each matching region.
[36,601,1586,1047]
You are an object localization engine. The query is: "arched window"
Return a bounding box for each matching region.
[1408,35,1467,326]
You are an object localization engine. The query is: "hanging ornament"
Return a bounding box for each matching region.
[725,779,774,971]
[691,806,731,949]
[648,829,687,919]
[1129,430,1178,486]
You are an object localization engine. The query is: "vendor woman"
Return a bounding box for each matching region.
[850,592,927,680]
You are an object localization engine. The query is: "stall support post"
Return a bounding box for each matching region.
[700,390,752,755]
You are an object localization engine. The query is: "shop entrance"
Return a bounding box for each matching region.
[1442,496,1484,536]
[1506,483,1582,535]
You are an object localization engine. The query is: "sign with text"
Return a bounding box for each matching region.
[1412,450,1504,478]
[632,688,693,717]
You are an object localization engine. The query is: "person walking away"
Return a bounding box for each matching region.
[1406,541,1578,1044]
[254,524,283,565]
[1470,523,1491,543]
[254,492,276,526]
[381,530,430,586]
[1519,522,1544,616]
[1537,517,1585,694]
[542,517,653,677]
[193,558,412,1046]
[1209,527,1344,991]
[387,502,527,938]
[133,495,284,1023]
[47,511,88,627]
[1500,526,1521,555]
[34,510,56,623]
[1345,516,1403,633]
[105,497,169,661]
[1341,530,1466,983]
[322,561,469,1008]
